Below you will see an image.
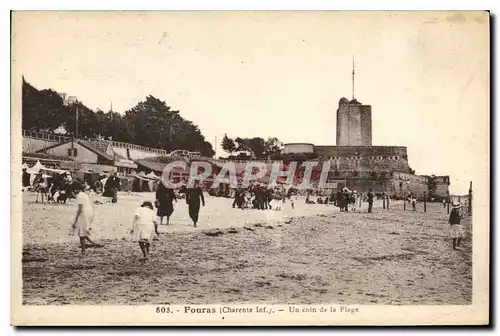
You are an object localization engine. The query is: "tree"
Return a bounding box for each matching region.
[223,135,283,160]
[123,95,214,156]
[246,137,266,159]
[22,78,42,131]
[221,134,236,153]
[22,79,69,132]
[264,137,283,159]
[234,137,249,152]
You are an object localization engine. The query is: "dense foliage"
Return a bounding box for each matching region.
[22,78,215,157]
[221,134,283,160]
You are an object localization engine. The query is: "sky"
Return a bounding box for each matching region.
[12,11,489,194]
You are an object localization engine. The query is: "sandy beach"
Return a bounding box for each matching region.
[21,192,472,305]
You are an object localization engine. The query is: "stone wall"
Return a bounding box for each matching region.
[432,176,451,199]
[391,172,429,199]
[336,99,350,146]
[22,137,59,153]
[336,98,372,146]
[314,146,410,173]
[282,143,315,155]
[360,105,372,146]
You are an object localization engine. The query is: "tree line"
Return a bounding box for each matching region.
[22,78,215,157]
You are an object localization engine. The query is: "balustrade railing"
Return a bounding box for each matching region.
[23,130,169,155]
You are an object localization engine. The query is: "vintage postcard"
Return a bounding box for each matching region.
[11,11,490,326]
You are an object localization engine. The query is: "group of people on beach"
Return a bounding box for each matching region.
[231,184,291,210]
[228,185,379,214]
[27,169,122,205]
[305,188,375,213]
[66,175,467,260]
[69,179,206,260]
[27,170,74,204]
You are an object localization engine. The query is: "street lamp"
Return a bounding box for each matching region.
[64,96,79,156]
[403,180,410,211]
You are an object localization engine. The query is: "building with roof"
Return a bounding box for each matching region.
[36,139,137,175]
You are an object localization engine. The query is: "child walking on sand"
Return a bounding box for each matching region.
[130,201,159,261]
[71,182,100,256]
[449,202,464,250]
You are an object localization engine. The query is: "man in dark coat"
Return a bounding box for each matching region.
[367,189,374,213]
[336,190,342,208]
[186,181,205,227]
[233,188,245,209]
[342,189,350,212]
[254,185,265,210]
[104,172,120,203]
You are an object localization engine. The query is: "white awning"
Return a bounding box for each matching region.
[40,167,68,174]
[115,160,138,168]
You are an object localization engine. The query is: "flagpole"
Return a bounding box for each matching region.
[352,55,355,100]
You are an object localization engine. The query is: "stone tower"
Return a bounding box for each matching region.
[336,97,372,146]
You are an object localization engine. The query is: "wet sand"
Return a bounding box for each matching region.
[21,192,472,305]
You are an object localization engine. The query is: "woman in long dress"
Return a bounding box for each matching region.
[130,201,159,261]
[155,180,177,225]
[35,174,49,203]
[22,168,30,188]
[71,182,99,256]
[186,181,205,227]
